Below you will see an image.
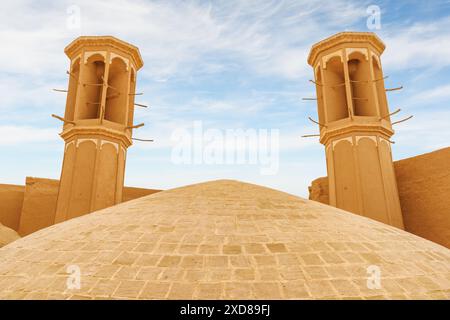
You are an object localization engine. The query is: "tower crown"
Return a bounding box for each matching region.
[62,36,143,147]
[307,32,385,66]
[308,32,392,145]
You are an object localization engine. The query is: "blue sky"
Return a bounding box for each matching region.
[1,0,449,197]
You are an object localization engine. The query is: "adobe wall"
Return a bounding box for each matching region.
[0,183,25,231]
[308,177,329,205]
[394,147,450,249]
[308,147,450,248]
[15,177,161,236]
[309,178,329,204]
[123,186,161,203]
[18,177,60,236]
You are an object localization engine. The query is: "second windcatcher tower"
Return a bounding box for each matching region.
[307,32,404,229]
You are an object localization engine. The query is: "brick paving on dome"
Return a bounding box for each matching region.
[0,180,449,300]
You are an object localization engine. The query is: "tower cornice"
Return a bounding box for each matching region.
[60,125,133,148]
[320,124,394,146]
[65,36,144,70]
[307,32,385,66]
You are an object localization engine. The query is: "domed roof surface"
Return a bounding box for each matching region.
[0,180,449,300]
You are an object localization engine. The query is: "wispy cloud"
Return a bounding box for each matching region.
[0,126,59,146]
[0,0,369,79]
[381,16,450,71]
[393,110,450,157]
[406,84,450,105]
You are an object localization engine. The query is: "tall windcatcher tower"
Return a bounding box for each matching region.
[307,32,404,229]
[54,36,144,223]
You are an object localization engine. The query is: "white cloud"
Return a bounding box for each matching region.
[393,110,450,157]
[0,0,368,80]
[406,84,450,105]
[382,17,450,71]
[0,126,59,146]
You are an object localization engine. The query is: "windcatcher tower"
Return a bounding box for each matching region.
[307,32,404,229]
[54,36,144,223]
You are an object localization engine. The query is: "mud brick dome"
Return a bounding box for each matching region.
[0,180,449,300]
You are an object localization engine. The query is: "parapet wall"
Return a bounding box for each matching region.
[394,147,450,249]
[309,147,450,248]
[18,177,60,236]
[308,177,329,205]
[0,177,161,236]
[122,186,161,203]
[0,184,24,231]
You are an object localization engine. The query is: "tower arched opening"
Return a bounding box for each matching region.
[323,57,348,122]
[315,66,325,125]
[372,56,389,119]
[65,58,80,121]
[78,54,105,120]
[347,52,376,117]
[105,57,128,124]
[127,69,136,128]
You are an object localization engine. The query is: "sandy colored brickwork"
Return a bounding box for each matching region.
[0,180,449,300]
